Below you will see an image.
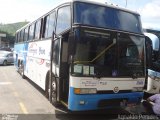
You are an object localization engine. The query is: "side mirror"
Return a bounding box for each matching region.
[68,31,76,63]
[68,31,76,56]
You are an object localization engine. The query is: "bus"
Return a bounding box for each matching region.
[144,29,160,97]
[14,0,146,111]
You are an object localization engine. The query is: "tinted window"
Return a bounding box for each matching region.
[73,29,144,77]
[15,33,19,43]
[19,30,24,42]
[47,12,56,37]
[74,2,142,34]
[56,6,71,34]
[24,27,29,42]
[44,15,50,38]
[18,32,21,43]
[35,20,41,39]
[28,24,35,41]
[53,39,60,65]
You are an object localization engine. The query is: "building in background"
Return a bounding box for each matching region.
[0,33,14,51]
[0,33,8,48]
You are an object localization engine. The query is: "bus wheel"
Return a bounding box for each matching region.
[51,77,59,107]
[45,75,50,99]
[19,63,26,79]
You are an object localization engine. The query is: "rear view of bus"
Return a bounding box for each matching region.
[67,1,145,111]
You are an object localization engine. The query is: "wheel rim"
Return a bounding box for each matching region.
[51,78,57,104]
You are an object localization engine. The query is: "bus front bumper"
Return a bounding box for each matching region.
[68,87,143,111]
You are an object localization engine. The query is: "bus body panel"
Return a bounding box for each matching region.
[68,76,145,111]
[14,43,28,70]
[70,76,145,90]
[68,87,143,111]
[24,40,51,90]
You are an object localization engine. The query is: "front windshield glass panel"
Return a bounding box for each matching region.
[72,29,145,77]
[117,33,145,77]
[74,2,142,34]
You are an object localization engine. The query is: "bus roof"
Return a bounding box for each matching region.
[16,0,140,33]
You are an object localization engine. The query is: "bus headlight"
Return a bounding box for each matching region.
[132,87,143,92]
[74,88,97,94]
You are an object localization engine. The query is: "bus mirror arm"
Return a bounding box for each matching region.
[68,32,76,56]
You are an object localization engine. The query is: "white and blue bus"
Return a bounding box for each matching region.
[14,0,146,111]
[144,29,160,96]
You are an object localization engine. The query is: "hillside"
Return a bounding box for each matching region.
[0,22,29,36]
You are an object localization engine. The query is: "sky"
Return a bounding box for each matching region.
[0,0,160,29]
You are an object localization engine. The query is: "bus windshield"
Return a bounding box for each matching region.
[73,2,142,34]
[72,29,145,78]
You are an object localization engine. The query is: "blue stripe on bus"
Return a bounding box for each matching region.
[14,43,28,69]
[68,87,143,111]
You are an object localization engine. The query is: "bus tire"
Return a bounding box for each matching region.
[45,74,50,99]
[50,76,59,107]
[19,62,26,79]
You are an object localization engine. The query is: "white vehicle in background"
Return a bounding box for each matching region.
[144,32,160,96]
[0,51,14,66]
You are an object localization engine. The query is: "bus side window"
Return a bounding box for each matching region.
[56,6,71,34]
[43,15,50,38]
[17,32,21,43]
[19,30,24,42]
[24,27,29,42]
[19,31,22,43]
[53,39,60,65]
[47,11,56,38]
[35,20,41,40]
[15,33,18,43]
[43,12,56,38]
[28,24,35,41]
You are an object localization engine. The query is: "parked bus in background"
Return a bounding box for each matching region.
[14,0,146,111]
[144,29,160,98]
[145,29,160,40]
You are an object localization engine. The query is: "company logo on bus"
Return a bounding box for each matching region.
[113,87,119,93]
[36,59,45,65]
[29,43,38,54]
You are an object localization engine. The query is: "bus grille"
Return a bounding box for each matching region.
[98,99,128,108]
[97,90,132,94]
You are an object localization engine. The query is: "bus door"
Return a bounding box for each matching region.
[60,33,70,102]
[51,33,70,103]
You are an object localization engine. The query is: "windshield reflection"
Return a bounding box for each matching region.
[72,29,145,78]
[74,2,142,34]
